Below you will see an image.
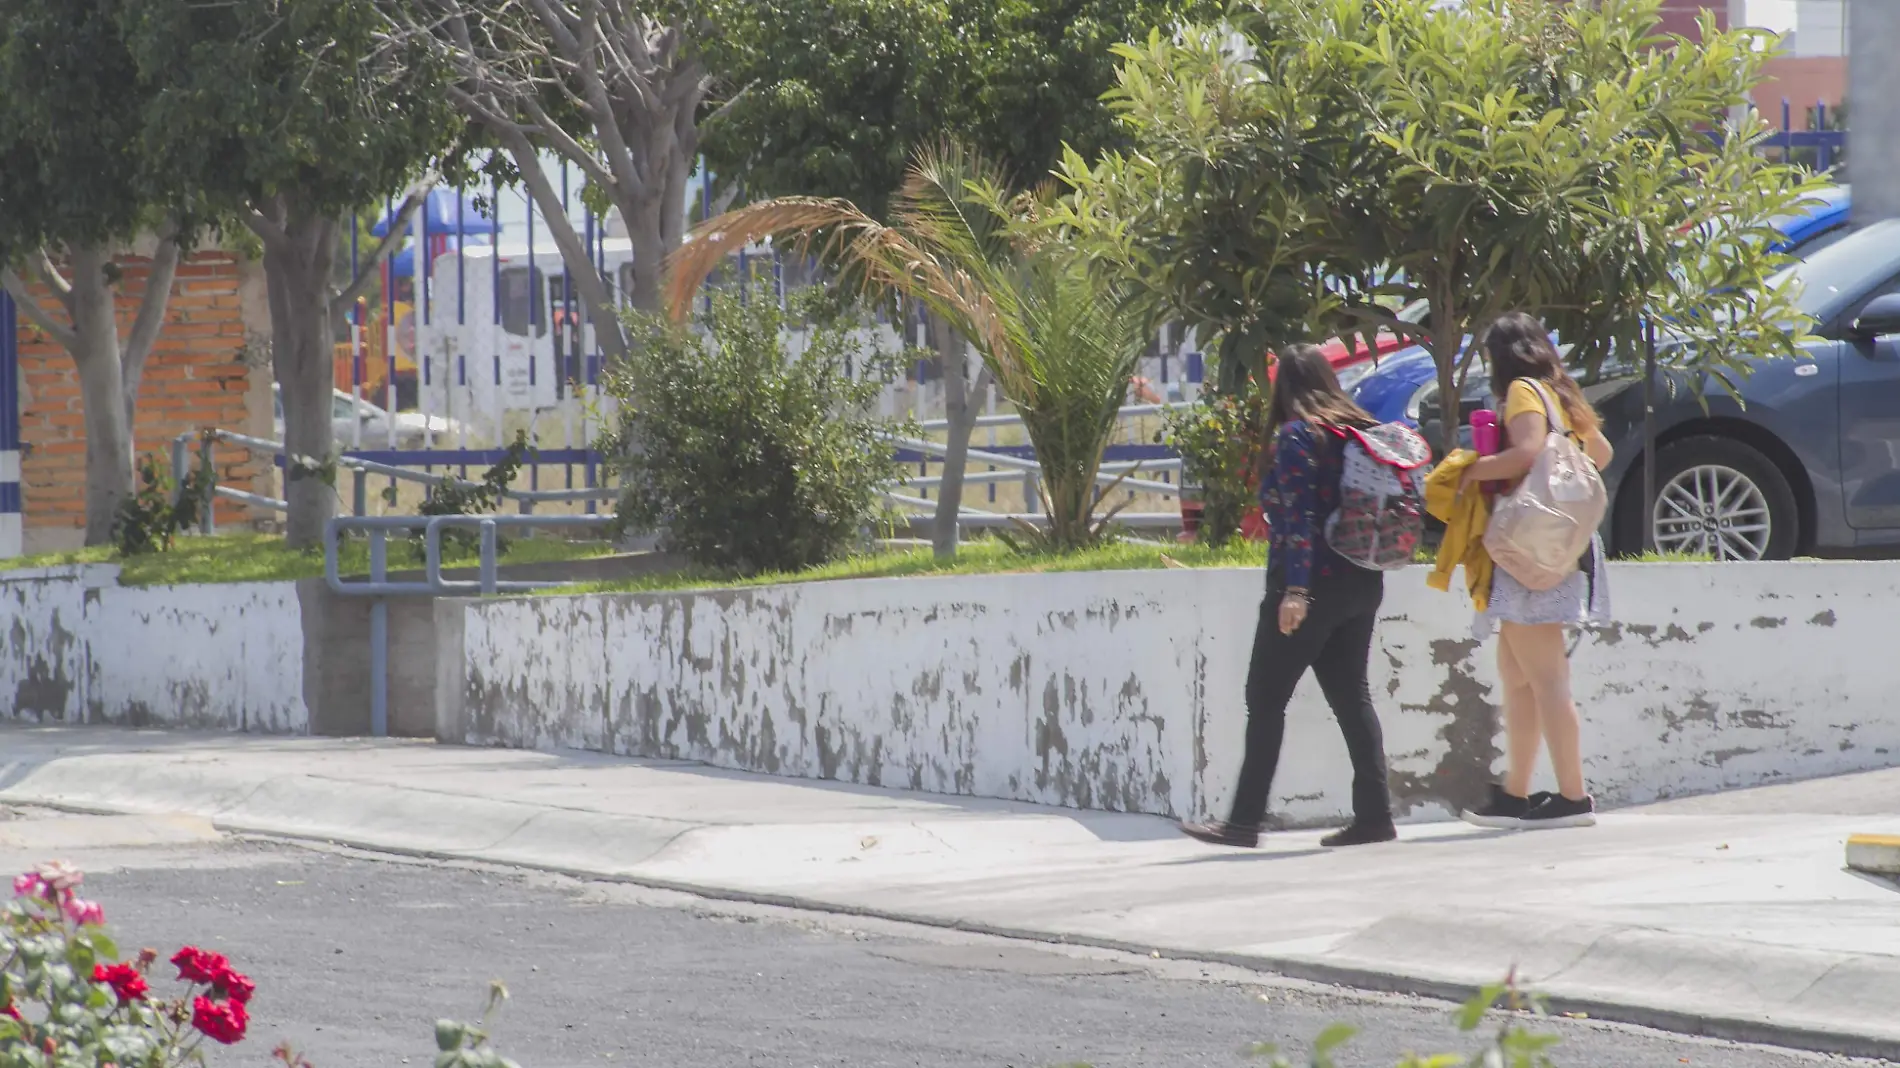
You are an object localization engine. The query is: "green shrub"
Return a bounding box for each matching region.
[1162,390,1266,548]
[402,432,535,562]
[600,290,904,575]
[113,444,214,556]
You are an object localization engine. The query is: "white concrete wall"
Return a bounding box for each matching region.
[0,566,307,732]
[453,563,1900,825]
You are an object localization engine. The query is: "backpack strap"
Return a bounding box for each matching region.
[1524,379,1580,444]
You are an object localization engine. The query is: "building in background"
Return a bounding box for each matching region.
[1755,0,1847,129]
[1656,0,1732,38]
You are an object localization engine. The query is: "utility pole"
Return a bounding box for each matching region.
[1850,0,1900,222]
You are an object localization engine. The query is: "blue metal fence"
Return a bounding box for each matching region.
[1765,98,1848,172]
[0,291,18,558]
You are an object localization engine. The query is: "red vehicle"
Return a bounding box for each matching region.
[1178,301,1426,541]
[1298,299,1431,388]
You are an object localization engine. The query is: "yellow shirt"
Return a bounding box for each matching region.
[1423,449,1492,611]
[1501,378,1571,438]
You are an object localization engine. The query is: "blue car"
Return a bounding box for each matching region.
[1349,185,1854,426]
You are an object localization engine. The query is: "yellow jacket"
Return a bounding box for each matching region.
[1424,450,1492,612]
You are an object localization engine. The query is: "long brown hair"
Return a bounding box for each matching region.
[1481,312,1600,437]
[1255,342,1375,481]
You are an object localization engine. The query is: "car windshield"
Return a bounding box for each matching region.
[1768,218,1900,323]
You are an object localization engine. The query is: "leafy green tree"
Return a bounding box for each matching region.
[696,0,1211,215]
[960,0,1215,191]
[0,0,188,545]
[123,0,464,546]
[389,0,716,359]
[1062,0,1819,452]
[693,0,962,221]
[1056,5,1390,394]
[693,0,1206,555]
[666,145,1150,553]
[1346,0,1816,449]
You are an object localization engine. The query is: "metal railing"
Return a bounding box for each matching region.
[322,513,614,737]
[170,429,612,531]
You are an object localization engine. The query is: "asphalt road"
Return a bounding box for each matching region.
[8,831,1873,1068]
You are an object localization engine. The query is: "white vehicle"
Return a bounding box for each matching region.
[272,384,469,451]
[412,240,913,437]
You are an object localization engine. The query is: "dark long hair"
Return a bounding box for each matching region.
[1256,342,1375,481]
[1481,312,1600,437]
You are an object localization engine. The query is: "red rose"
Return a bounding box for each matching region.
[92,963,149,1003]
[213,966,255,1006]
[190,996,248,1045]
[2,1002,19,1021]
[171,947,229,985]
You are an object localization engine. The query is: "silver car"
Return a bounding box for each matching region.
[271,384,470,450]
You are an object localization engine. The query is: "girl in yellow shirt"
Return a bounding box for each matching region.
[1454,312,1614,831]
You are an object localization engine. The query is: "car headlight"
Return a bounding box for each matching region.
[1405,381,1437,423]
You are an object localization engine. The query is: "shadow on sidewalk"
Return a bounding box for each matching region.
[1158,846,1328,866]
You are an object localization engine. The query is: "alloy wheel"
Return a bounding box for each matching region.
[1650,464,1772,561]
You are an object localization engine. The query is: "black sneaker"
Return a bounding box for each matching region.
[1523,793,1596,829]
[1179,820,1259,848]
[1320,822,1398,848]
[1460,784,1533,829]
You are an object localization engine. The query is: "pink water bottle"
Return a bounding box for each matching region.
[1470,410,1502,494]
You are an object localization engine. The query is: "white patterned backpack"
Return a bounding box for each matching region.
[1324,422,1432,570]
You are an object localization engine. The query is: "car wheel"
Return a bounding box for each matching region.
[1616,436,1798,561]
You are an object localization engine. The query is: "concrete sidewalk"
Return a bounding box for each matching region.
[1,726,1896,1057]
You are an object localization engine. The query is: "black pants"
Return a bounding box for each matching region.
[1228,565,1393,829]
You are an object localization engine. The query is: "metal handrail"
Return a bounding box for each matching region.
[171,429,611,531]
[324,514,614,597]
[322,512,614,738]
[914,401,1193,433]
[880,434,1182,497]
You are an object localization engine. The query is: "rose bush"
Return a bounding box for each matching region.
[0,861,256,1065]
[1,860,523,1068]
[3,859,1548,1068]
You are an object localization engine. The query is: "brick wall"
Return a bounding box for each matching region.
[13,250,268,550]
[1655,2,1729,40]
[1755,55,1847,118]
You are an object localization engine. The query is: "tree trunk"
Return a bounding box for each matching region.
[120,234,183,428]
[67,245,135,547]
[259,204,340,549]
[624,198,669,320]
[929,311,985,561]
[501,136,632,363]
[1431,317,1464,457]
[1428,278,1465,457]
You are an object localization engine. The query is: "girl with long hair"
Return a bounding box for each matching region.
[1181,343,1398,849]
[1457,312,1614,830]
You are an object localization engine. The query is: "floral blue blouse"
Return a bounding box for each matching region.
[1259,420,1347,589]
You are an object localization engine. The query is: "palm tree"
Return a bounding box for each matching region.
[664,143,1150,553]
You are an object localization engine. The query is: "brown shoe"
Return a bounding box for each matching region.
[1179,820,1259,848]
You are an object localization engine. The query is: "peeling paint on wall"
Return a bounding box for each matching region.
[0,567,306,732]
[454,562,1900,826]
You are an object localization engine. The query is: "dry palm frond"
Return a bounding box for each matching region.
[662,196,1015,363]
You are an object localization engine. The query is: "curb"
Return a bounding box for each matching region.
[1846,833,1900,876]
[4,762,1899,1061]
